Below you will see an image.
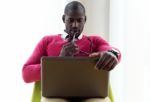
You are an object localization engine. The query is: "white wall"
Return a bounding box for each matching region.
[109,0,126,102]
[109,0,150,102]
[0,0,66,102]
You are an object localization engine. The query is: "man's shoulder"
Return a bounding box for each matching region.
[83,34,104,39]
[83,34,108,44]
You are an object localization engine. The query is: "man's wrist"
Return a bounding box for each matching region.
[108,49,119,58]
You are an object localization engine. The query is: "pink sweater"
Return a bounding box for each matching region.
[22,34,121,83]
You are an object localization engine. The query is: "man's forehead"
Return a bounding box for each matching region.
[65,15,85,19]
[65,11,85,18]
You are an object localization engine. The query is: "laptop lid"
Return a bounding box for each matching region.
[41,56,109,98]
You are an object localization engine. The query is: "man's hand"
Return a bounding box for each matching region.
[59,42,79,56]
[89,51,118,71]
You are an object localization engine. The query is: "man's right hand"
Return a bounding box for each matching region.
[59,42,79,56]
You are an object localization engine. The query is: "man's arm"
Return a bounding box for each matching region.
[22,36,48,83]
[89,36,121,71]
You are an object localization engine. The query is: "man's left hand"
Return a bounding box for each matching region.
[89,51,118,71]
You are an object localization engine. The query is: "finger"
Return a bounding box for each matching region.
[75,47,79,51]
[95,53,107,70]
[69,43,78,49]
[69,45,79,55]
[99,52,118,70]
[64,43,77,50]
[89,52,101,57]
[107,59,117,71]
[101,56,114,70]
[94,56,102,70]
[98,54,111,70]
[63,42,72,46]
[63,42,75,47]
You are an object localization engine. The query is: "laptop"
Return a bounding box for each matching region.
[41,56,109,98]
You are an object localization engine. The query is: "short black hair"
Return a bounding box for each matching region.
[64,1,85,15]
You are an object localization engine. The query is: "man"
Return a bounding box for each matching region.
[22,1,121,102]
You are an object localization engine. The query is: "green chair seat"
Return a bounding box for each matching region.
[31,81,114,102]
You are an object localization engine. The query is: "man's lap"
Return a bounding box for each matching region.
[41,97,111,102]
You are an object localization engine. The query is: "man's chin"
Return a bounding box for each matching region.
[71,32,80,35]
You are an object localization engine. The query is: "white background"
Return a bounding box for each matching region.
[109,0,150,102]
[0,0,66,102]
[0,0,150,102]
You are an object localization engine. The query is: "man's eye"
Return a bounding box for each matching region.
[67,19,74,23]
[77,19,84,23]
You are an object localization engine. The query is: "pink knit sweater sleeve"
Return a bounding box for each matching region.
[93,36,121,62]
[22,36,48,83]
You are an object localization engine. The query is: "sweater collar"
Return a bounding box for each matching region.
[61,31,83,41]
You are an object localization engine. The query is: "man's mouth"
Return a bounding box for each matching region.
[70,29,79,35]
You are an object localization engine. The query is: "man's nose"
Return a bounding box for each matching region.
[72,21,79,27]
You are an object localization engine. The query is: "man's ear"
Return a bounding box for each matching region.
[62,15,65,23]
[85,16,87,22]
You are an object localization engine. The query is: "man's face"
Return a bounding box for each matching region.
[63,9,86,37]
